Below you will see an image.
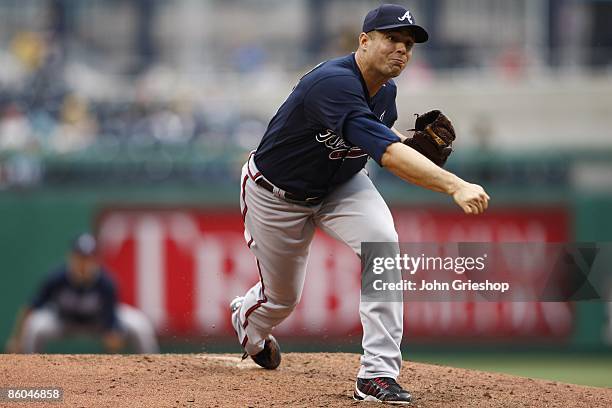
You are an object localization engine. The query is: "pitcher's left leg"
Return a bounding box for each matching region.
[314,170,403,379]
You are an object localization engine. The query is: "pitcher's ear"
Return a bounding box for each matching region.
[359,32,370,50]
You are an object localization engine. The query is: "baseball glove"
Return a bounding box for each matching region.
[403,110,455,167]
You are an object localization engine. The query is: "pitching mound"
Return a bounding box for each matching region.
[2,353,611,407]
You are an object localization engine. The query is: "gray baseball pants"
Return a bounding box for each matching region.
[232,155,403,379]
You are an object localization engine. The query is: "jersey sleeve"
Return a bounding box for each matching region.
[303,75,372,138]
[343,114,401,166]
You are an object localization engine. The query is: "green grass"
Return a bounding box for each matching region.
[408,353,612,388]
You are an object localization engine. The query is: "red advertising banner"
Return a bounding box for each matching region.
[96,207,572,340]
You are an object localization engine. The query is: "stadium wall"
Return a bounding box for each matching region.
[1,184,611,352]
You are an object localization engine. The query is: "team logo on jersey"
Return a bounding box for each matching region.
[398,11,413,24]
[316,130,367,160]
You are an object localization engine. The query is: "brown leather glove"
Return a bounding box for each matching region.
[403,110,455,167]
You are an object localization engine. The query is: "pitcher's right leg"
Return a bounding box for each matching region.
[232,163,316,357]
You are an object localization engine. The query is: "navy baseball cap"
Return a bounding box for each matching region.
[71,233,97,256]
[363,4,429,43]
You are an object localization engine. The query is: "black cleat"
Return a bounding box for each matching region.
[231,296,281,370]
[242,335,281,370]
[353,377,412,404]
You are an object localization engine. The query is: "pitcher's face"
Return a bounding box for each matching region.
[363,30,415,78]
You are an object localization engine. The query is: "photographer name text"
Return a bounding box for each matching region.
[372,279,510,293]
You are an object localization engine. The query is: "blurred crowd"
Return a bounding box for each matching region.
[0,34,529,156]
[0,31,270,155]
[2,0,611,155]
[0,32,264,158]
[0,30,265,188]
[0,39,97,154]
[1,0,611,173]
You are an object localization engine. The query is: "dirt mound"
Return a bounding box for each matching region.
[1,353,611,407]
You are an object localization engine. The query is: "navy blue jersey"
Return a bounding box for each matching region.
[30,265,118,330]
[254,53,401,198]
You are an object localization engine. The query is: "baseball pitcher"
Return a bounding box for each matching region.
[230,4,489,403]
